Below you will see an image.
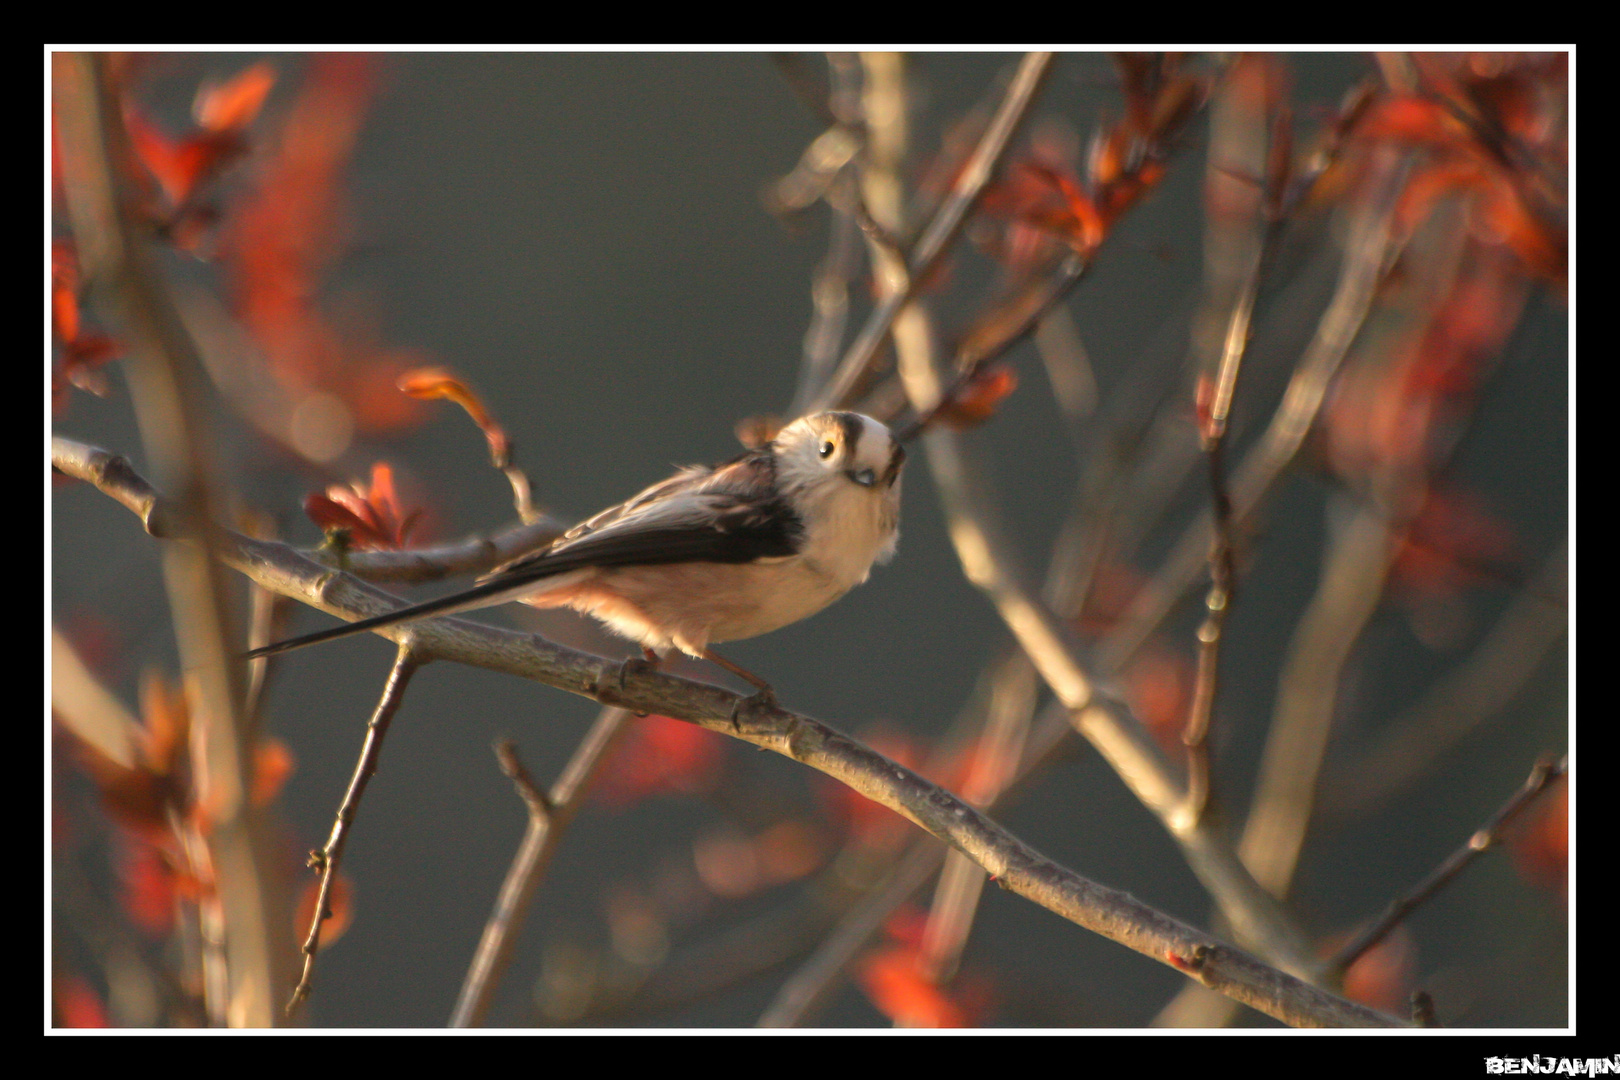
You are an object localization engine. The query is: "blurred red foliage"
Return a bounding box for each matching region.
[50,239,121,413]
[217,54,428,440]
[1123,646,1195,760]
[1337,927,1416,1014]
[935,364,1019,430]
[594,714,726,808]
[855,904,993,1027]
[53,975,110,1028]
[1511,777,1567,902]
[123,60,276,249]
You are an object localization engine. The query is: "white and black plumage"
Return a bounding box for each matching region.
[246,411,905,696]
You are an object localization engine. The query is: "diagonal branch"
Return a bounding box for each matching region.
[813,52,1053,412]
[1329,753,1567,975]
[450,707,634,1027]
[289,645,424,1015]
[52,435,1401,1028]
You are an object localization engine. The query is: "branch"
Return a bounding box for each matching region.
[1328,753,1567,975]
[450,707,633,1027]
[289,645,423,1014]
[813,52,1053,412]
[1097,152,1409,674]
[55,52,290,1025]
[53,435,1401,1028]
[887,290,1320,980]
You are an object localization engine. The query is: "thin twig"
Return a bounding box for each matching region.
[288,646,423,1015]
[55,435,1401,1028]
[1329,753,1566,977]
[450,706,633,1027]
[814,52,1053,412]
[1182,64,1282,822]
[1098,154,1410,675]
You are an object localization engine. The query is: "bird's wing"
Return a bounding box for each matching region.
[243,449,802,660]
[481,449,803,584]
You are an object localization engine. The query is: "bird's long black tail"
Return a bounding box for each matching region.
[242,575,540,660]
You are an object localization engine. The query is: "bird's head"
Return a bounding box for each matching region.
[774,411,905,496]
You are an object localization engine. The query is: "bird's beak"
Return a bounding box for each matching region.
[847,467,877,487]
[883,442,906,486]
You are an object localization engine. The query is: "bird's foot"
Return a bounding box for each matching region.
[617,654,657,717]
[728,684,779,733]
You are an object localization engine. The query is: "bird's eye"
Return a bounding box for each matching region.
[818,440,836,459]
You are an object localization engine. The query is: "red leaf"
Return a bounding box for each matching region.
[304,462,423,550]
[53,975,109,1028]
[936,365,1019,430]
[857,945,977,1027]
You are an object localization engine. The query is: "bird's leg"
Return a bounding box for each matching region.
[618,647,660,716]
[702,648,778,731]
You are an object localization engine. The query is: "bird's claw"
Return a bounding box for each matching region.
[729,685,778,732]
[617,655,655,717]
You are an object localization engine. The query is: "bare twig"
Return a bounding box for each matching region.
[1182,60,1281,823]
[288,646,424,1015]
[803,51,1313,995]
[1329,753,1566,976]
[814,52,1053,412]
[321,518,567,585]
[451,706,633,1027]
[1098,154,1410,674]
[54,435,1401,1028]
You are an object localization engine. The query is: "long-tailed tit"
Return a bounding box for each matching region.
[247,411,905,704]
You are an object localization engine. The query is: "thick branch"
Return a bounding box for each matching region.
[55,53,290,1026]
[53,435,1400,1028]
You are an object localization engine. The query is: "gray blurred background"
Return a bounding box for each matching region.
[51,52,1568,1028]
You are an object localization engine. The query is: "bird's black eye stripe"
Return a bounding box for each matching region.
[819,440,836,459]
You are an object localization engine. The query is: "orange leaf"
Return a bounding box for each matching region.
[251,738,296,807]
[195,61,276,134]
[937,364,1019,430]
[857,946,970,1027]
[398,366,510,464]
[304,462,423,550]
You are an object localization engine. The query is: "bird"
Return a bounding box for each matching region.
[246,411,905,710]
